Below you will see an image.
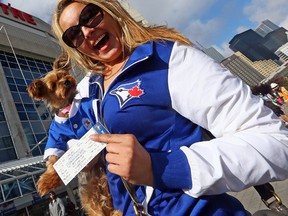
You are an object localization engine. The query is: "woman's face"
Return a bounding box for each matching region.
[59,2,123,65]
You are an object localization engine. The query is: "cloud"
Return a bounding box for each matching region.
[1,0,58,23]
[244,0,288,28]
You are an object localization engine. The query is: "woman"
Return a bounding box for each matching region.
[52,0,288,215]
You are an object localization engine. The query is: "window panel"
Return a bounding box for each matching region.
[8,84,17,92]
[18,112,28,120]
[8,62,19,69]
[20,93,33,103]
[3,67,12,77]
[2,180,21,201]
[23,71,33,79]
[12,92,21,103]
[0,61,9,67]
[6,77,15,85]
[19,176,36,195]
[27,112,40,120]
[11,69,23,78]
[0,148,17,163]
[15,103,25,111]
[0,123,10,137]
[14,78,26,85]
[21,121,33,134]
[0,112,6,121]
[0,136,13,149]
[30,121,45,133]
[24,104,36,112]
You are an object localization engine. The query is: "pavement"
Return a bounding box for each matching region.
[228,179,288,214]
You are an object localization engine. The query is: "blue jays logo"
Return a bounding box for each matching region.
[110,79,144,108]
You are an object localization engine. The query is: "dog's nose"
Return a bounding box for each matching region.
[64,80,71,87]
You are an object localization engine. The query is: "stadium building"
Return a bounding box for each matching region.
[0,2,147,215]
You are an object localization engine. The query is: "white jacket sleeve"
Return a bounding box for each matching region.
[168,42,288,197]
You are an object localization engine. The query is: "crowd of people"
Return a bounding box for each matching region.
[36,0,288,215]
[252,82,288,126]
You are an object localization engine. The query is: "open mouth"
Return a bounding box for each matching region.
[94,33,109,50]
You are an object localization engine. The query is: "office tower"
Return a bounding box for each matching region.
[203,47,225,63]
[229,29,279,62]
[221,52,265,87]
[255,19,279,37]
[262,27,288,53]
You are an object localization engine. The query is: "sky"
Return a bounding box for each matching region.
[1,0,288,57]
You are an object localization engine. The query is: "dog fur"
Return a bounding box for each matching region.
[27,54,121,216]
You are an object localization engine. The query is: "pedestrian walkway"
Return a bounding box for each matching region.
[229,179,288,214]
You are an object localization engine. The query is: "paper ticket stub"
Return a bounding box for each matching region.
[53,122,109,185]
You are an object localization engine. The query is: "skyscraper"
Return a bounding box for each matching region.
[255,19,279,37]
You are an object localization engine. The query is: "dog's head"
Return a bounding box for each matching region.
[27,52,77,113]
[27,70,77,112]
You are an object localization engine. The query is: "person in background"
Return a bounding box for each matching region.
[51,0,288,215]
[48,191,65,216]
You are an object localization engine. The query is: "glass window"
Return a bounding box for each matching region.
[39,68,48,73]
[36,62,45,69]
[29,66,39,73]
[0,61,9,67]
[12,92,21,103]
[15,103,25,111]
[32,72,42,79]
[20,93,33,103]
[0,148,17,163]
[14,78,26,85]
[0,136,13,149]
[23,71,33,79]
[0,123,10,137]
[26,134,36,145]
[22,121,33,134]
[18,59,27,65]
[6,77,15,85]
[2,180,21,200]
[27,112,40,120]
[11,69,23,78]
[3,67,12,77]
[20,64,30,71]
[17,85,28,92]
[30,121,45,133]
[8,62,19,69]
[18,112,28,120]
[0,112,6,121]
[27,60,36,67]
[8,84,17,92]
[6,56,16,63]
[19,176,36,195]
[0,54,6,60]
[24,104,36,112]
[40,111,51,120]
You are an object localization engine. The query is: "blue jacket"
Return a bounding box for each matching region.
[96,41,248,215]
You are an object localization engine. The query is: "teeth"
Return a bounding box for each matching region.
[94,34,106,46]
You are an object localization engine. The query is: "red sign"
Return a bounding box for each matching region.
[0,3,36,25]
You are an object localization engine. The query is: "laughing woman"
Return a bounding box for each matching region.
[51,0,288,215]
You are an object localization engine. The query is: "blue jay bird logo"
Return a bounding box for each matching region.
[110,79,144,108]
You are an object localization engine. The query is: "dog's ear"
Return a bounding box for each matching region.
[27,80,48,100]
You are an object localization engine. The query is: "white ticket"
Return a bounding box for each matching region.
[53,122,108,185]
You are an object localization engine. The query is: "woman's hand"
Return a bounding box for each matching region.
[89,133,154,186]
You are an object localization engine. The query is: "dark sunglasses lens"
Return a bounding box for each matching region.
[80,4,103,27]
[63,26,84,48]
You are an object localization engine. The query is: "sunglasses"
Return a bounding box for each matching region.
[62,3,104,48]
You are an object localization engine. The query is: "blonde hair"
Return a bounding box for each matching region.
[52,0,192,75]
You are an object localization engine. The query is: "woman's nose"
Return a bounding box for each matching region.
[81,26,93,39]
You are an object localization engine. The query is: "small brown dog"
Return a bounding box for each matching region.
[27,54,121,216]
